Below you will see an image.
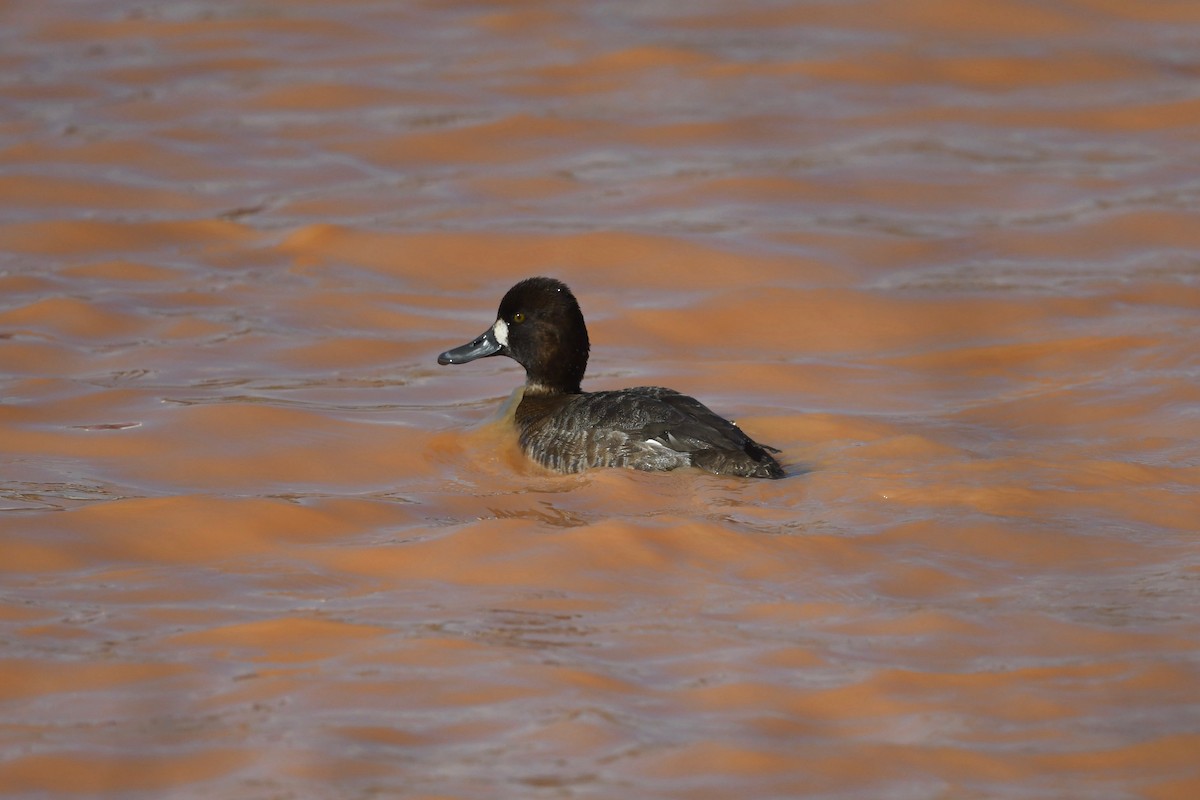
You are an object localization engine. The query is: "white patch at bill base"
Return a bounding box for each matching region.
[492,318,509,347]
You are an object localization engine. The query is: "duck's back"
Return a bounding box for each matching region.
[515,387,785,479]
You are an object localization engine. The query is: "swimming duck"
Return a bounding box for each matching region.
[438,277,785,479]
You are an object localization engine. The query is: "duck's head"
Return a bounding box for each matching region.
[437,276,590,394]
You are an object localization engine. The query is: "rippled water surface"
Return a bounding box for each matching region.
[3,1,1199,798]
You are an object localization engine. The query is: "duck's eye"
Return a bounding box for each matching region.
[512,311,526,324]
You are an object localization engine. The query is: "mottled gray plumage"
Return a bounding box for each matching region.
[438,277,785,479]
[516,388,782,478]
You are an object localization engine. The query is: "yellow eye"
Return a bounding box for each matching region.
[512,311,525,323]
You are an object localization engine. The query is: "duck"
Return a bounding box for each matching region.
[437,277,785,479]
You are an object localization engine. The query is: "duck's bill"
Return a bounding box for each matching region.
[437,327,502,364]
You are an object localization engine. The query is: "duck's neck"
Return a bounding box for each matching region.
[524,378,580,395]
[524,348,586,395]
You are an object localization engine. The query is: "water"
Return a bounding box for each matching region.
[2,1,1199,798]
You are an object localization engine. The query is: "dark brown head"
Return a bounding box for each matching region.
[437,277,590,394]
